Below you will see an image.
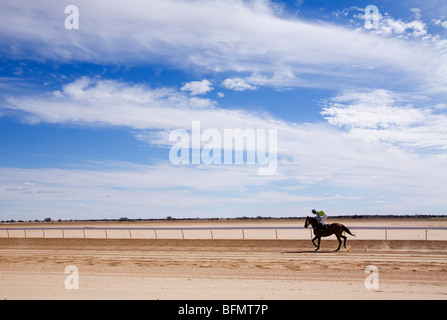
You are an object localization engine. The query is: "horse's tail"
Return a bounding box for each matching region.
[342,225,355,237]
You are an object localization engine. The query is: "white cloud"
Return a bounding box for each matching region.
[3,78,447,218]
[181,79,213,95]
[433,18,447,29]
[321,89,447,151]
[0,0,444,92]
[222,78,256,91]
[411,8,422,20]
[0,162,286,219]
[5,77,218,129]
[376,17,428,38]
[2,1,447,219]
[350,7,429,39]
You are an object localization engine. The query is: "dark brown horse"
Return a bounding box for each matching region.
[304,216,355,251]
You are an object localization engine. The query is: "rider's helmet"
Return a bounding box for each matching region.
[312,209,316,214]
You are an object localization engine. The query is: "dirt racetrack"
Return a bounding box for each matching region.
[1,236,446,300]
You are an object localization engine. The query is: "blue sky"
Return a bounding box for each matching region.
[0,0,446,220]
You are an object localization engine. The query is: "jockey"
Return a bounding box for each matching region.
[312,209,328,230]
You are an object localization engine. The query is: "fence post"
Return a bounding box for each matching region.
[385,229,387,240]
[210,229,213,240]
[275,228,278,240]
[242,229,245,240]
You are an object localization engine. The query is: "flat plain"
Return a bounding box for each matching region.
[1,219,446,299]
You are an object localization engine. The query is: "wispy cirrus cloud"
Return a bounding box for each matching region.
[331,4,447,95]
[2,77,447,218]
[5,77,218,129]
[0,0,444,92]
[1,1,447,219]
[0,162,364,219]
[321,89,447,151]
[432,18,447,30]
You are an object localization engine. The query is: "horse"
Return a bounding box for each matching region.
[304,216,355,251]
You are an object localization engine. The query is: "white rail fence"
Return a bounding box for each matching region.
[1,226,446,240]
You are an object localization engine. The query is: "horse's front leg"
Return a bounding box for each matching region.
[311,236,318,248]
[312,236,320,251]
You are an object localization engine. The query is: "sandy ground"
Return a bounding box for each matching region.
[1,220,447,300]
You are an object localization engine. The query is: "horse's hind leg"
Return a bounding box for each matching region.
[335,235,342,251]
[341,235,347,248]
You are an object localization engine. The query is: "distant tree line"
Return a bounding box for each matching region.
[2,214,446,224]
